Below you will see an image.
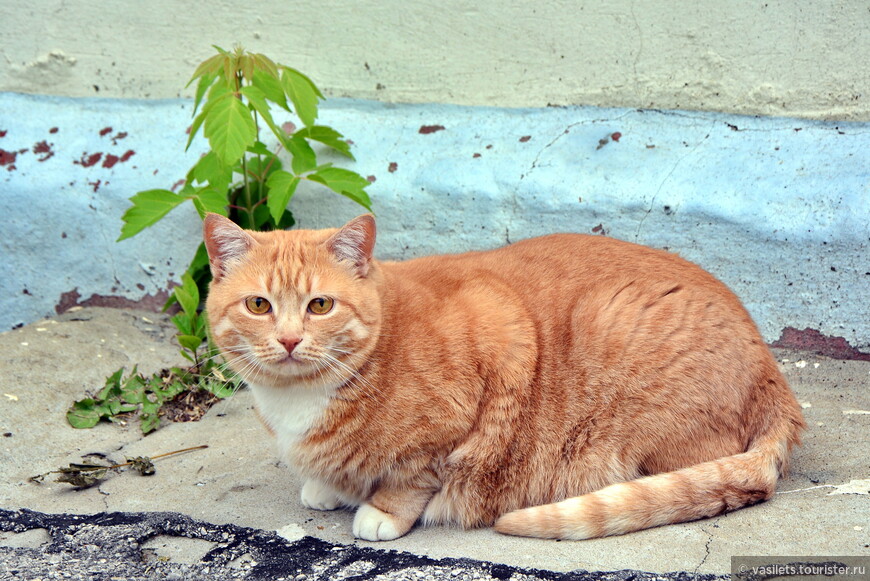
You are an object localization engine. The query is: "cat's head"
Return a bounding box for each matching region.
[203,213,381,389]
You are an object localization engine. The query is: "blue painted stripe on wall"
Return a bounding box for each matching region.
[1,92,867,347]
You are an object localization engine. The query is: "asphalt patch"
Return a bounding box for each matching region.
[0,509,726,580]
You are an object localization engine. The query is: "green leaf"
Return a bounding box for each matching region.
[251,53,280,78]
[190,151,232,191]
[239,53,255,82]
[186,52,226,88]
[202,380,236,399]
[120,373,145,405]
[286,135,317,174]
[247,141,271,156]
[160,379,187,400]
[191,72,217,117]
[280,67,321,126]
[190,187,228,218]
[164,253,206,312]
[171,312,193,335]
[252,69,289,111]
[186,109,208,151]
[249,204,271,231]
[240,85,275,126]
[178,334,203,353]
[266,170,300,223]
[296,125,355,159]
[67,399,101,429]
[203,91,258,166]
[140,404,160,434]
[307,167,372,210]
[118,190,186,241]
[173,274,199,316]
[97,367,125,399]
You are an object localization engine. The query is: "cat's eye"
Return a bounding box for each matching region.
[307,297,334,315]
[245,296,272,315]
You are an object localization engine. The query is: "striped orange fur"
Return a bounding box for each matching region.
[203,213,805,541]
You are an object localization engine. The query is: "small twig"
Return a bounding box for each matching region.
[29,445,209,487]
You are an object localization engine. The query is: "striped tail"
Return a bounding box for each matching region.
[494,434,796,540]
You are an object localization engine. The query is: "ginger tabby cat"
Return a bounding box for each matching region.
[203,213,805,541]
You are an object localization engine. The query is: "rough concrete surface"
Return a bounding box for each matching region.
[1,307,868,580]
[3,2,869,120]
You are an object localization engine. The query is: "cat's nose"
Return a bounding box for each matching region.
[278,336,302,354]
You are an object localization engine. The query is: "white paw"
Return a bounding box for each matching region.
[352,503,406,541]
[300,479,342,511]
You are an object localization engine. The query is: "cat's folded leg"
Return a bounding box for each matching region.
[352,483,435,541]
[300,478,351,511]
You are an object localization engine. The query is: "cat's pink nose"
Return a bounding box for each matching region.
[278,336,302,354]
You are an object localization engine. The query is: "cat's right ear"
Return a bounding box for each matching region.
[327,214,376,277]
[203,213,256,281]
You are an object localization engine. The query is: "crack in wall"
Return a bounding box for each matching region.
[522,111,635,180]
[633,124,715,240]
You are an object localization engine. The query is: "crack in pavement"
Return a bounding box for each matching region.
[693,521,719,578]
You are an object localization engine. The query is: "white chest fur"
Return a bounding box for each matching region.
[249,382,334,458]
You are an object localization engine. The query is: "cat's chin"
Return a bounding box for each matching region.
[260,357,339,386]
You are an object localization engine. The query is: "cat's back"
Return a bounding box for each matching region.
[384,232,737,306]
[379,232,761,375]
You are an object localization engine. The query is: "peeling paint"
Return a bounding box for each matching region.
[102,153,121,168]
[0,148,18,170]
[75,149,134,169]
[32,140,54,162]
[419,125,445,134]
[55,288,174,315]
[771,327,870,362]
[75,152,102,167]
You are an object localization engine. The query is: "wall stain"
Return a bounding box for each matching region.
[0,149,19,171]
[33,140,54,162]
[56,288,175,316]
[75,152,103,167]
[771,327,870,362]
[419,124,445,134]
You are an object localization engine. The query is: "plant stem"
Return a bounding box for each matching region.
[235,70,256,226]
[240,156,255,225]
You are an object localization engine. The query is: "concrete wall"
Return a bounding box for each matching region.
[3,93,869,350]
[2,1,868,352]
[2,1,869,120]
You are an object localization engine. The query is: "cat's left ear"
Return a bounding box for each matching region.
[327,214,376,277]
[203,213,257,281]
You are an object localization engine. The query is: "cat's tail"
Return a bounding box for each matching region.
[494,405,804,540]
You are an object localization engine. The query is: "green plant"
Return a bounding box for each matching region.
[119,44,372,300]
[68,274,236,434]
[68,46,371,434]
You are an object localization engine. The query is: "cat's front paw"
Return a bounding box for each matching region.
[300,479,343,511]
[352,503,410,541]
